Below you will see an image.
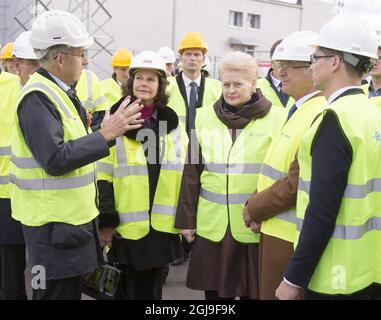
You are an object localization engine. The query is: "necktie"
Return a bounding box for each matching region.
[278,83,289,107]
[66,88,77,99]
[188,81,198,132]
[287,104,298,121]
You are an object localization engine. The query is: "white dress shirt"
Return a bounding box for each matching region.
[182,73,201,105]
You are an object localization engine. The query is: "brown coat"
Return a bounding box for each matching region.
[245,158,299,299]
[246,158,300,223]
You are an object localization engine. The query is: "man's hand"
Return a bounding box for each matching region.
[181,229,196,243]
[99,96,144,142]
[85,109,92,130]
[99,227,121,248]
[243,205,252,227]
[275,280,302,300]
[249,221,261,234]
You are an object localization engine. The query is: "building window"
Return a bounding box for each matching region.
[229,11,243,27]
[248,14,261,29]
[245,46,255,57]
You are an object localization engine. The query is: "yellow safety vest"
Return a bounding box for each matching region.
[257,77,295,109]
[167,75,221,125]
[259,95,326,243]
[10,72,98,226]
[101,77,122,107]
[195,105,287,243]
[97,122,188,240]
[0,72,20,198]
[296,93,381,294]
[362,83,381,110]
[76,69,110,113]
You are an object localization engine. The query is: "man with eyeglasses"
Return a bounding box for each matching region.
[276,15,381,300]
[257,39,295,109]
[243,31,326,300]
[362,35,381,110]
[9,10,144,300]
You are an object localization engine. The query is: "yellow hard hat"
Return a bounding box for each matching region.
[111,49,133,67]
[0,42,14,60]
[178,31,208,54]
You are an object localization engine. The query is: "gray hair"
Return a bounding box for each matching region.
[35,45,71,67]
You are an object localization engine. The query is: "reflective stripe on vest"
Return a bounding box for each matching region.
[0,147,11,156]
[204,162,262,174]
[0,176,9,184]
[119,211,150,223]
[299,177,381,198]
[10,172,94,190]
[22,83,73,119]
[96,162,114,175]
[297,216,381,241]
[151,204,177,216]
[260,163,287,180]
[200,187,252,205]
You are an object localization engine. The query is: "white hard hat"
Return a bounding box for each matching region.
[157,46,176,64]
[202,55,211,74]
[129,50,167,78]
[316,14,378,59]
[30,10,94,51]
[272,31,318,62]
[13,31,38,60]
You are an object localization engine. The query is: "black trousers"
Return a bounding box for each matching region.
[116,266,163,300]
[0,244,27,300]
[32,276,83,300]
[306,283,381,300]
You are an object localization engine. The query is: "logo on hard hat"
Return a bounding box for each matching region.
[143,59,152,64]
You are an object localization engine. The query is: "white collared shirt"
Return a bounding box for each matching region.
[294,91,321,110]
[182,72,201,105]
[327,86,361,105]
[48,72,71,92]
[270,72,282,92]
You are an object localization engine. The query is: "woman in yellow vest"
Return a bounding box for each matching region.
[97,51,188,300]
[175,51,286,300]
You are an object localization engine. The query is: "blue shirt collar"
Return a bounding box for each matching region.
[48,72,71,92]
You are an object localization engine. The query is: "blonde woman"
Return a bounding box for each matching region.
[175,51,287,300]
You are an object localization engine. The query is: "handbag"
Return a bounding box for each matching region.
[82,247,121,300]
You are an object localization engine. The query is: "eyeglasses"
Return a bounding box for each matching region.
[222,82,245,90]
[309,54,337,64]
[275,63,310,72]
[59,51,88,59]
[371,56,381,64]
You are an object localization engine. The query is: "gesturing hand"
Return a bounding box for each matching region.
[100,96,144,141]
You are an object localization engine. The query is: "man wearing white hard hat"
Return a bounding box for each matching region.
[244,31,327,300]
[10,10,144,300]
[0,32,32,300]
[363,32,381,110]
[13,31,40,86]
[158,46,176,77]
[276,15,381,300]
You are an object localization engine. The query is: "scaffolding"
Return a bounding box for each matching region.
[1,0,115,79]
